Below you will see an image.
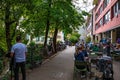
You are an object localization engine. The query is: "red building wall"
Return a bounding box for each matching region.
[93,0,120,34]
[96,14,120,34]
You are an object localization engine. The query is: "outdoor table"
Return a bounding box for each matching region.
[89,52,103,59]
[113,50,120,55]
[88,52,104,79]
[89,53,113,79]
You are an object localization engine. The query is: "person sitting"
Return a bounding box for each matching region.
[74,45,85,62]
[92,44,99,52]
[74,45,88,76]
[82,48,88,57]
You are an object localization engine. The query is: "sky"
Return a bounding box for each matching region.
[72,0,94,12]
[72,0,94,40]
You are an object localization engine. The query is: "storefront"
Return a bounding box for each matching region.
[116,27,120,41]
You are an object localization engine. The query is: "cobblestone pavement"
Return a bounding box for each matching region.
[25,46,120,80]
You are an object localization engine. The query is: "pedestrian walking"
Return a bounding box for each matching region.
[10,35,27,80]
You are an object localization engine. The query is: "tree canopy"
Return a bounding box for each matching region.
[0,0,89,51]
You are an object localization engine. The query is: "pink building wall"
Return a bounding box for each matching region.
[93,0,120,34]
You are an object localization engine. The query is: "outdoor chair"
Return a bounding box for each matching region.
[74,60,88,80]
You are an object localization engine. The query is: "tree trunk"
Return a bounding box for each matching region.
[43,0,52,57]
[53,27,58,53]
[44,20,50,47]
[44,0,52,48]
[5,5,12,51]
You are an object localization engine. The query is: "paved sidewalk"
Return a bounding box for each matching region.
[25,46,120,80]
[26,46,75,80]
[113,61,120,80]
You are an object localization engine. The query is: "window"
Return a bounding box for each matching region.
[99,5,103,14]
[104,0,110,9]
[113,0,120,16]
[106,0,110,5]
[118,0,120,14]
[104,11,110,24]
[113,2,118,17]
[99,18,103,26]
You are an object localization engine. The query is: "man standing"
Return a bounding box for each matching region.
[10,35,27,80]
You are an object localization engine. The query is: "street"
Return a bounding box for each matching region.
[26,46,120,80]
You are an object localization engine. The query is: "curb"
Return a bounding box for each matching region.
[41,52,60,65]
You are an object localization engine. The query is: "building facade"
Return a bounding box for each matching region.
[86,10,94,42]
[33,31,64,44]
[93,0,120,43]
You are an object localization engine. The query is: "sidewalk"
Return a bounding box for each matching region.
[21,46,120,80]
[26,46,75,80]
[113,61,120,80]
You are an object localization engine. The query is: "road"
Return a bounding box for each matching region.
[26,46,120,80]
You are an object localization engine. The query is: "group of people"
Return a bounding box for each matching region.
[74,38,113,68]
[74,37,120,61]
[74,38,118,79]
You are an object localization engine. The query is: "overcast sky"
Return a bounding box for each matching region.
[72,0,94,12]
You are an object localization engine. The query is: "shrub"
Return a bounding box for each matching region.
[26,43,43,69]
[69,36,78,44]
[0,60,3,74]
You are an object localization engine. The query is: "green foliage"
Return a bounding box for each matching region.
[2,73,9,80]
[69,36,78,43]
[69,32,80,44]
[0,60,3,74]
[82,10,90,16]
[27,43,43,68]
[0,48,5,75]
[0,0,34,50]
[0,22,7,51]
[86,36,91,43]
[23,39,29,45]
[0,0,92,73]
[29,42,36,47]
[0,49,5,57]
[93,0,98,5]
[72,32,81,38]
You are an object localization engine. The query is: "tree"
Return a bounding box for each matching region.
[86,35,91,43]
[50,0,88,52]
[0,0,33,51]
[20,0,89,54]
[69,32,81,44]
